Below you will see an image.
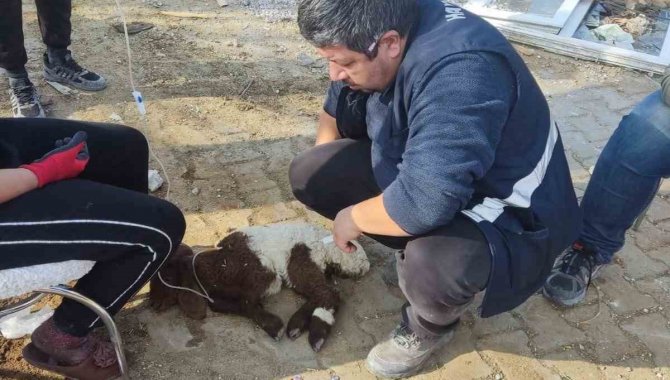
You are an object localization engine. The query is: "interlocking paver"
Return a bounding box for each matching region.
[617,242,669,280]
[598,265,658,314]
[540,349,603,380]
[477,330,561,380]
[621,313,670,365]
[514,296,586,352]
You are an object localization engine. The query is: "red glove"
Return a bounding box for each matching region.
[21,131,90,188]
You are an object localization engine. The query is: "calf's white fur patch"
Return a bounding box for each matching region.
[313,307,335,326]
[236,223,370,296]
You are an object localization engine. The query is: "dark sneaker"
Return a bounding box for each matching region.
[43,50,107,91]
[366,321,455,379]
[8,77,45,118]
[543,242,605,307]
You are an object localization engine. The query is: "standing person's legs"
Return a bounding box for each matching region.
[34,0,107,91]
[0,1,45,117]
[0,0,28,73]
[34,0,72,54]
[580,91,670,262]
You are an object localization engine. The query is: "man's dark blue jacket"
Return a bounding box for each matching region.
[324,0,581,317]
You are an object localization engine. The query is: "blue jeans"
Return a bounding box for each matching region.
[580,91,670,263]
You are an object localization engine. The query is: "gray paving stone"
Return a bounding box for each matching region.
[633,221,670,252]
[471,312,521,337]
[540,349,603,380]
[617,242,669,280]
[598,265,658,314]
[576,308,638,362]
[477,330,561,380]
[422,328,494,379]
[645,198,670,224]
[514,296,586,352]
[621,313,670,365]
[635,276,670,318]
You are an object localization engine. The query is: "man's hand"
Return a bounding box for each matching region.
[333,206,363,253]
[20,131,90,188]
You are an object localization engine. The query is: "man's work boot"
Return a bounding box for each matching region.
[366,320,457,379]
[8,76,45,118]
[43,49,107,91]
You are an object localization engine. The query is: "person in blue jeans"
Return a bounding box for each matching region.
[543,74,670,307]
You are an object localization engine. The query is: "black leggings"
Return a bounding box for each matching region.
[0,118,185,337]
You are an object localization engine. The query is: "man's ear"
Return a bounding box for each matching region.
[379,30,403,59]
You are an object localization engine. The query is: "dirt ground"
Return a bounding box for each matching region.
[2,0,669,379]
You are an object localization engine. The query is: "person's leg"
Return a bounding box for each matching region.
[0,0,28,73]
[580,91,670,261]
[290,138,407,248]
[0,180,185,369]
[0,118,184,373]
[0,1,44,118]
[366,214,491,378]
[544,90,670,307]
[398,214,491,337]
[34,0,107,91]
[1,118,148,193]
[34,0,71,52]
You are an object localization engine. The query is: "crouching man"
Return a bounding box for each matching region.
[289,0,581,378]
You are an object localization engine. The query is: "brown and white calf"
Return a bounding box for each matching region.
[149,223,370,352]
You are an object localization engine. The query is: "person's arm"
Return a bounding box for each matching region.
[315,110,341,146]
[0,168,38,204]
[0,131,90,204]
[332,52,515,252]
[316,81,348,146]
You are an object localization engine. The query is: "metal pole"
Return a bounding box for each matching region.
[0,293,45,319]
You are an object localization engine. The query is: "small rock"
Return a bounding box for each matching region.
[216,0,229,6]
[191,187,200,195]
[579,344,585,350]
[628,367,634,372]
[644,308,650,313]
[495,374,504,380]
[110,113,123,122]
[331,376,340,380]
[292,376,303,380]
[297,52,316,67]
[112,21,154,35]
[148,170,164,192]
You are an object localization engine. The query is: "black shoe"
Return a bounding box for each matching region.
[43,50,107,91]
[543,242,605,307]
[8,77,45,118]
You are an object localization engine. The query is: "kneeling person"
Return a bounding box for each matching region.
[290,0,581,378]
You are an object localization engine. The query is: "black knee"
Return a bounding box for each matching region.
[289,148,319,206]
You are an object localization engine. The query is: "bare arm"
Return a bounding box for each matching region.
[0,168,38,204]
[315,111,341,146]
